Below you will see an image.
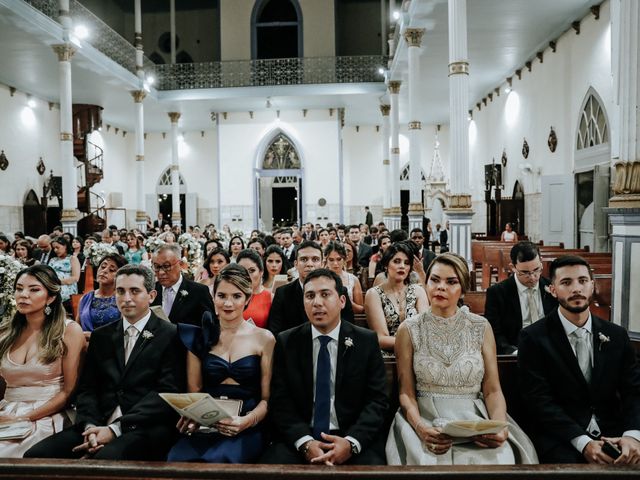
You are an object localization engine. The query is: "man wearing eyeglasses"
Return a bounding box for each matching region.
[485,241,557,355]
[150,243,214,326]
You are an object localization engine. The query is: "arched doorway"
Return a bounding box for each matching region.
[156,167,187,231]
[575,89,611,252]
[399,163,426,232]
[23,190,45,236]
[251,0,303,59]
[255,132,303,231]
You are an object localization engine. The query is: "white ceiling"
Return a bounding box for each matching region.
[0,0,603,132]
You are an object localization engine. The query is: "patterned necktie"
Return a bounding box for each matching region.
[163,287,175,316]
[313,336,332,440]
[571,328,592,382]
[124,325,139,364]
[525,288,540,326]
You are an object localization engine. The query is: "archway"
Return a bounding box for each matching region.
[251,0,303,59]
[254,131,303,231]
[155,167,187,230]
[23,189,45,236]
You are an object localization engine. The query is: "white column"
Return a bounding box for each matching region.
[444,0,473,261]
[170,0,176,64]
[133,0,147,232]
[605,0,640,337]
[169,112,182,227]
[380,104,391,225]
[388,80,402,230]
[404,28,425,231]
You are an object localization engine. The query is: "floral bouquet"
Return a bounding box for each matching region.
[86,243,119,267]
[0,254,25,323]
[143,236,166,255]
[178,233,203,278]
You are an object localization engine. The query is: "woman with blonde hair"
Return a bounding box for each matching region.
[0,265,84,457]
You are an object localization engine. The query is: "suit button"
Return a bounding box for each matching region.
[117,390,124,396]
[130,425,137,430]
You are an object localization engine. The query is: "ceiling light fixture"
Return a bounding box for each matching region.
[74,25,89,39]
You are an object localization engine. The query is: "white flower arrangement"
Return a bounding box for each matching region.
[86,243,119,267]
[143,237,166,255]
[178,233,203,278]
[0,254,25,323]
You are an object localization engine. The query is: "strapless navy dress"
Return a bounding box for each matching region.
[167,321,264,463]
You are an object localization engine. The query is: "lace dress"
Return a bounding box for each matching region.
[373,284,418,357]
[385,307,538,465]
[0,320,73,458]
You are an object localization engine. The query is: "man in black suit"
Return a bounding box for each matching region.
[410,227,436,271]
[268,241,354,335]
[150,243,214,326]
[153,212,167,229]
[25,265,185,460]
[364,206,373,228]
[348,224,372,268]
[280,227,296,269]
[262,269,388,465]
[485,241,557,354]
[518,255,640,464]
[33,234,53,265]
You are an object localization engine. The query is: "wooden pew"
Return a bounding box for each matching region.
[464,291,487,316]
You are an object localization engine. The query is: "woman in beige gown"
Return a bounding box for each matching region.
[0,265,84,458]
[385,253,537,465]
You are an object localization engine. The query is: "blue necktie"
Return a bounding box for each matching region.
[313,335,332,440]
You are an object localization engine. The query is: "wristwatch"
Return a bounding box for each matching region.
[299,440,312,456]
[348,439,359,455]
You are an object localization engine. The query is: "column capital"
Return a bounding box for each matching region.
[383,159,390,165]
[610,161,640,207]
[449,61,470,76]
[408,121,422,130]
[60,209,78,222]
[131,90,147,103]
[60,132,73,141]
[403,28,425,48]
[168,112,182,123]
[52,44,76,62]
[388,81,402,94]
[380,104,391,116]
[391,147,400,155]
[136,154,144,162]
[447,194,473,210]
[136,210,147,222]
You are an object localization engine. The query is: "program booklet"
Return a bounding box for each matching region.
[0,420,33,440]
[442,420,509,438]
[159,393,243,427]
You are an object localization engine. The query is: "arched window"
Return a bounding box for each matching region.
[262,133,300,184]
[158,168,185,186]
[252,0,302,59]
[399,164,426,182]
[576,92,609,150]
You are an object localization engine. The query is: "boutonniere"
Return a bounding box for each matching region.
[142,330,154,341]
[344,337,354,349]
[598,332,610,351]
[179,290,189,298]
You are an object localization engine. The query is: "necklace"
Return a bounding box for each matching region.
[388,285,407,321]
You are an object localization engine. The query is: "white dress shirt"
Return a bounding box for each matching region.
[162,275,184,310]
[514,274,544,324]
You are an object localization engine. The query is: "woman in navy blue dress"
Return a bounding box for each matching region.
[168,264,275,463]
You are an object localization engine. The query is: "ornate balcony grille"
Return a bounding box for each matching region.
[154,56,387,90]
[24,0,155,77]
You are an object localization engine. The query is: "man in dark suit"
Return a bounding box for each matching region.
[280,227,296,269]
[410,227,436,271]
[518,255,640,464]
[364,206,373,228]
[153,213,167,229]
[262,269,388,465]
[150,243,214,326]
[268,241,354,335]
[33,234,53,265]
[439,221,449,252]
[485,241,557,354]
[25,265,185,460]
[348,225,372,268]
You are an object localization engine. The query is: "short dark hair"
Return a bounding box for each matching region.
[549,255,593,282]
[381,242,415,283]
[410,228,423,236]
[389,229,408,243]
[248,237,267,251]
[204,248,231,277]
[510,241,540,265]
[295,240,322,259]
[116,264,156,292]
[303,268,344,295]
[280,228,293,236]
[97,253,127,271]
[236,248,264,272]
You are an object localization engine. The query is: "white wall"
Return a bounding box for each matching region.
[469,1,612,240]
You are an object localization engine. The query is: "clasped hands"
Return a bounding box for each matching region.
[583,436,640,465]
[176,414,253,437]
[302,432,352,465]
[72,426,115,457]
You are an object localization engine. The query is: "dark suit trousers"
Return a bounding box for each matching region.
[260,440,385,465]
[24,424,176,461]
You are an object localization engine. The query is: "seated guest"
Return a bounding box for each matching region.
[197,248,231,296]
[33,235,53,265]
[268,241,355,336]
[367,234,391,281]
[77,254,127,336]
[365,242,428,357]
[280,228,296,268]
[501,223,518,242]
[237,249,272,329]
[25,264,185,460]
[386,253,537,465]
[485,241,558,354]
[168,265,275,463]
[317,228,330,250]
[324,242,364,314]
[410,227,437,271]
[248,237,267,258]
[262,269,388,465]
[0,234,12,255]
[49,236,81,313]
[13,239,37,267]
[71,236,85,268]
[124,233,148,265]
[518,255,640,464]
[150,244,215,326]
[0,265,84,457]
[228,235,245,263]
[262,245,287,291]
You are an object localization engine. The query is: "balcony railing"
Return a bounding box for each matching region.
[155,56,387,90]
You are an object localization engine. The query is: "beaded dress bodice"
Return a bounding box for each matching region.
[405,307,486,395]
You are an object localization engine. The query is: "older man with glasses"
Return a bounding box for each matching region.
[485,241,558,355]
[150,243,215,326]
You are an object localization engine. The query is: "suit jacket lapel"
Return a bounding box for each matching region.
[507,277,523,326]
[335,321,353,396]
[297,323,314,407]
[169,276,188,317]
[547,312,590,390]
[590,315,607,393]
[123,313,159,375]
[112,319,126,371]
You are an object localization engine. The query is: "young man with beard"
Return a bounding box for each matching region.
[518,255,640,464]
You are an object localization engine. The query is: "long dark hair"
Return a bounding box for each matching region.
[262,244,287,283]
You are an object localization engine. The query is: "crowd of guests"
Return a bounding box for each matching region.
[0,218,638,467]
